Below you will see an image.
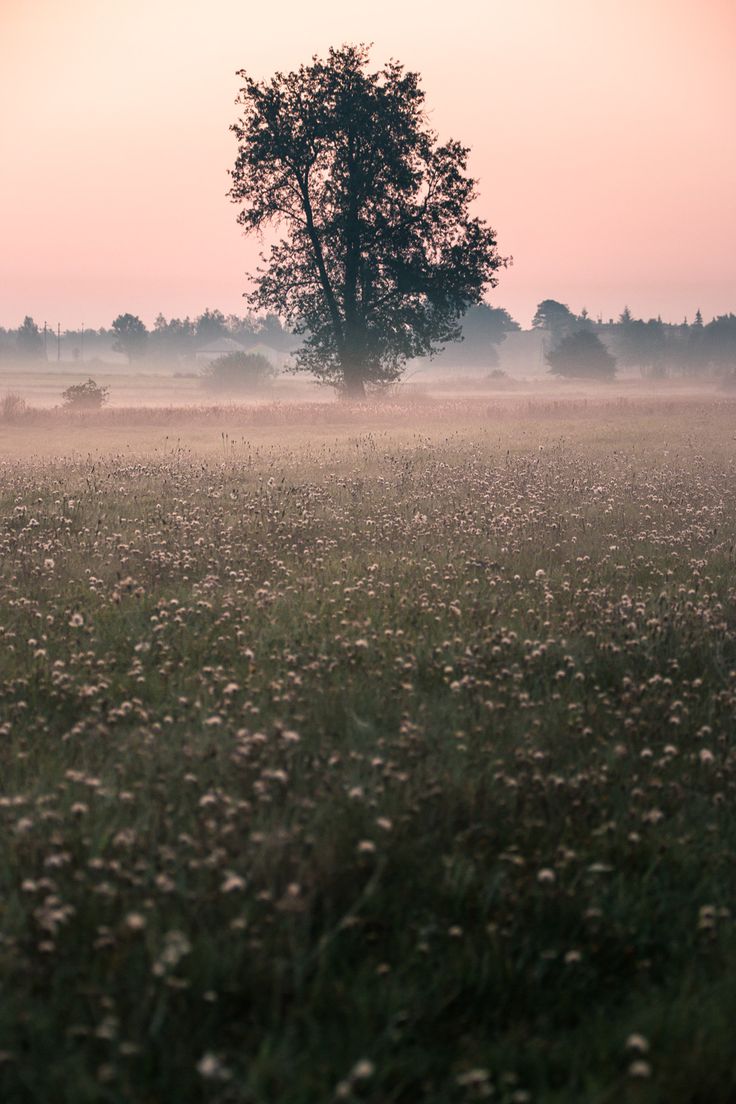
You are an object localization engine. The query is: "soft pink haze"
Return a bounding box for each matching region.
[2,0,734,329]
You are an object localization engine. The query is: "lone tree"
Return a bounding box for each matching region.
[229,44,506,397]
[546,330,617,380]
[111,314,148,363]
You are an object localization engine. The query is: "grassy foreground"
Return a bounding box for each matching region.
[1,404,736,1103]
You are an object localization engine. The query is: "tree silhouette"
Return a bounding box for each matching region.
[703,314,736,374]
[111,314,148,363]
[433,304,519,367]
[546,330,616,379]
[532,300,575,343]
[615,311,666,375]
[16,316,45,361]
[195,309,228,343]
[229,44,506,396]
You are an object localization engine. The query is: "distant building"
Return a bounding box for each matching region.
[195,337,249,364]
[243,342,293,369]
[196,337,294,371]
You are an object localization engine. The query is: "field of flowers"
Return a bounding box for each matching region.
[1,400,736,1103]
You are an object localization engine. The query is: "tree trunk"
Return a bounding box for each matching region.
[342,370,366,399]
[341,335,367,399]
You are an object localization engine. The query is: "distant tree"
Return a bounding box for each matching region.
[614,310,667,375]
[151,314,196,359]
[195,309,228,343]
[546,329,616,379]
[16,316,45,361]
[201,351,275,394]
[463,305,520,361]
[702,314,736,375]
[229,44,506,396]
[532,299,576,343]
[433,304,519,367]
[224,313,258,344]
[614,307,640,369]
[254,313,299,352]
[111,314,148,363]
[576,307,593,331]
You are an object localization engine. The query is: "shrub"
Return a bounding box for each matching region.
[201,352,275,394]
[61,378,110,410]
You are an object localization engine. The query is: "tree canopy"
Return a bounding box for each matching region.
[229,44,506,396]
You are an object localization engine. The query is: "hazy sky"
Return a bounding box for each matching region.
[2,0,734,328]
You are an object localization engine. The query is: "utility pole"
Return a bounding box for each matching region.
[80,322,84,362]
[43,321,48,360]
[57,322,61,362]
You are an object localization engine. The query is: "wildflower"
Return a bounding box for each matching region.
[456,1068,491,1087]
[196,1052,231,1081]
[351,1059,375,1080]
[124,912,147,932]
[221,873,247,893]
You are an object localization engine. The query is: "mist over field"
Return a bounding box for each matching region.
[3,5,736,1102]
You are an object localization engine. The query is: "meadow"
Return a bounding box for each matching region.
[1,394,735,1103]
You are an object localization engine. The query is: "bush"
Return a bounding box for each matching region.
[201,352,275,394]
[61,378,110,410]
[546,330,617,379]
[0,392,27,421]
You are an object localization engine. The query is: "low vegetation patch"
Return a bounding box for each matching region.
[201,351,276,395]
[61,378,110,410]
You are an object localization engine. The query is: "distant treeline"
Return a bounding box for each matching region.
[0,310,297,366]
[527,301,736,378]
[2,302,735,376]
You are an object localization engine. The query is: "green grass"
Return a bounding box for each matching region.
[1,408,736,1102]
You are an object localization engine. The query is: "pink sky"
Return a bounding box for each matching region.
[2,0,734,329]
